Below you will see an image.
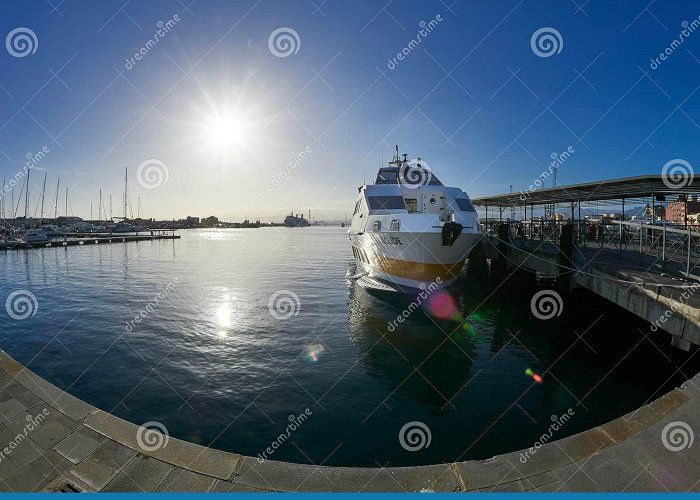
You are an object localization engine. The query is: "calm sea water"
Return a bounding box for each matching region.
[1,227,698,467]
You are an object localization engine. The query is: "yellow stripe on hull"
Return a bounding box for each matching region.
[373,257,465,283]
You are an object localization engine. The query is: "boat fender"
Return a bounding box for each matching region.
[441,222,463,246]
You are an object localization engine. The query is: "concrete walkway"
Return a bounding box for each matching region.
[0,350,697,492]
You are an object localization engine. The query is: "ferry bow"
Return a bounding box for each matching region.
[348,146,481,291]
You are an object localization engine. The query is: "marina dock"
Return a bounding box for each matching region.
[474,175,700,352]
[0,232,179,251]
[0,350,697,492]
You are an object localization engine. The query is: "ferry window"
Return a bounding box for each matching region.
[390,220,400,231]
[373,221,381,232]
[367,196,405,210]
[375,168,399,184]
[456,198,475,212]
[427,174,443,186]
[375,166,443,186]
[405,199,418,213]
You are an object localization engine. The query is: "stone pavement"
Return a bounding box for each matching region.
[0,350,697,492]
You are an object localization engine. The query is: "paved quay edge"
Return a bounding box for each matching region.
[0,350,697,492]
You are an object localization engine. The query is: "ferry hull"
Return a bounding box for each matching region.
[350,231,481,289]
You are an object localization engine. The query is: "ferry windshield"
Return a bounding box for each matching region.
[374,167,443,186]
[375,168,399,184]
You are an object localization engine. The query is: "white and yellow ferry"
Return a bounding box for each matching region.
[348,147,481,292]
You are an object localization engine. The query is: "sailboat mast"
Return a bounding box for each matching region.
[24,167,30,218]
[65,187,68,217]
[99,189,102,221]
[39,172,47,224]
[13,181,24,220]
[54,178,60,219]
[124,167,128,220]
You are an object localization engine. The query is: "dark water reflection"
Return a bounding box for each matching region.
[0,227,697,466]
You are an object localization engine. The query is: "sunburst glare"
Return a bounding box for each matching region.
[206,115,242,148]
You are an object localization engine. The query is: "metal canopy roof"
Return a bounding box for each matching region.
[472,174,700,207]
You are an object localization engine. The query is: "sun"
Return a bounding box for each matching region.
[206,115,242,148]
[187,82,269,156]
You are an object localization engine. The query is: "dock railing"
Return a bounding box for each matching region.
[487,218,700,280]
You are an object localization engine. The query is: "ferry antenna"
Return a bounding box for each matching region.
[389,144,405,166]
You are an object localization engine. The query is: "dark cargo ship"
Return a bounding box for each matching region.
[284,212,310,227]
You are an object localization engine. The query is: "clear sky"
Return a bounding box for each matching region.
[0,0,699,221]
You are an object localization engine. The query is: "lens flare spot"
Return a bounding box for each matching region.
[306,343,325,362]
[469,311,485,323]
[427,292,459,321]
[462,323,475,335]
[525,368,543,384]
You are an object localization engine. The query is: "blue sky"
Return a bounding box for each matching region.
[0,0,699,221]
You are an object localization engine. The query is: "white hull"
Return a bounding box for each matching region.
[350,230,480,289]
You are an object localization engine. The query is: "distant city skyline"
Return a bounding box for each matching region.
[1,0,699,220]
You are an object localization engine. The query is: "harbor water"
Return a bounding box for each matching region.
[1,227,697,467]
